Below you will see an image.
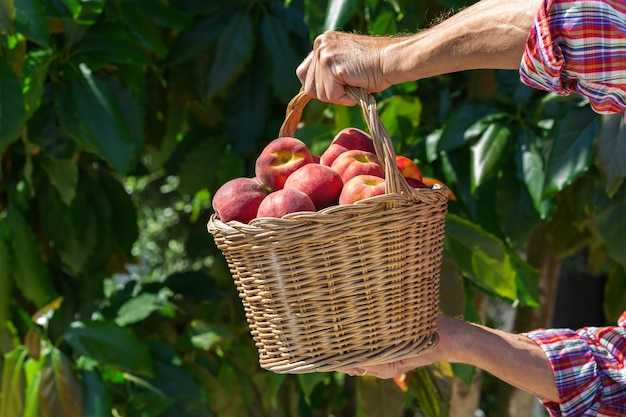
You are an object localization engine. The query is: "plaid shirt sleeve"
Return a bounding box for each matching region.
[523,312,626,416]
[519,0,626,121]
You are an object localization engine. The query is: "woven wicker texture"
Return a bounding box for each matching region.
[207,87,448,373]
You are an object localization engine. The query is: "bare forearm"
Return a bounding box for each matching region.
[441,316,559,403]
[382,0,543,83]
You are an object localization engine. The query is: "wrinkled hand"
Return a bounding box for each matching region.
[296,31,392,106]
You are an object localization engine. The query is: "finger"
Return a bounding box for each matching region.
[296,52,313,87]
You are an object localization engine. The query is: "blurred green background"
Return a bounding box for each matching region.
[1,0,624,416]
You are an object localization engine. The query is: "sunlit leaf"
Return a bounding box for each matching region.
[595,113,626,198]
[444,214,521,302]
[470,120,511,189]
[64,321,154,376]
[0,346,27,417]
[324,0,360,31]
[115,293,175,327]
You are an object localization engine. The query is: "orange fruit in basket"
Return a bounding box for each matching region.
[421,177,457,201]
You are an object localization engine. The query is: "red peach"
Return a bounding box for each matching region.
[331,149,384,184]
[320,127,376,166]
[212,177,268,223]
[284,164,343,210]
[395,155,423,181]
[256,188,316,218]
[255,137,314,191]
[339,175,386,205]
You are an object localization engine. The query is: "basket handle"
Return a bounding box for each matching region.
[279,87,416,197]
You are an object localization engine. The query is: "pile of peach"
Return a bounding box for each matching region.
[212,128,433,224]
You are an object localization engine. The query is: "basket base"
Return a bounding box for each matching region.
[262,332,439,374]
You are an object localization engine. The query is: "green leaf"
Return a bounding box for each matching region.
[119,1,168,57]
[0,0,14,33]
[379,95,422,140]
[298,373,329,404]
[81,370,113,417]
[542,106,599,199]
[444,214,519,302]
[64,321,154,376]
[437,102,501,152]
[6,203,57,307]
[0,58,25,151]
[595,113,626,198]
[223,65,271,155]
[406,364,452,417]
[14,0,49,45]
[75,22,154,66]
[21,49,53,119]
[38,348,83,417]
[99,171,138,257]
[115,293,175,327]
[604,262,626,323]
[39,153,78,206]
[594,180,626,268]
[470,120,511,189]
[261,12,303,102]
[206,10,254,101]
[54,63,140,174]
[39,184,97,276]
[22,359,43,417]
[0,346,27,417]
[165,14,225,64]
[496,162,541,248]
[357,377,405,417]
[323,0,360,31]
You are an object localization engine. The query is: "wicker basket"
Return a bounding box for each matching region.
[207,87,448,374]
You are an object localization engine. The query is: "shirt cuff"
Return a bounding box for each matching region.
[523,328,603,416]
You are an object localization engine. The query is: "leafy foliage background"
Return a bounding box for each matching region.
[0,0,625,416]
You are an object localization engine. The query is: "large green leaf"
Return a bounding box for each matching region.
[594,180,626,267]
[470,120,511,190]
[38,348,83,417]
[0,346,27,417]
[6,203,58,307]
[21,49,53,119]
[0,58,24,151]
[39,153,79,206]
[64,321,154,376]
[38,184,97,275]
[14,0,49,45]
[496,162,541,248]
[323,0,360,31]
[516,125,552,219]
[444,214,533,303]
[542,106,599,199]
[595,113,626,198]
[115,293,175,327]
[379,95,422,142]
[53,63,140,174]
[604,262,626,322]
[206,10,254,101]
[261,11,303,102]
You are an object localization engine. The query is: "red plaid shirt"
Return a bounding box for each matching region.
[524,311,626,416]
[520,0,626,122]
